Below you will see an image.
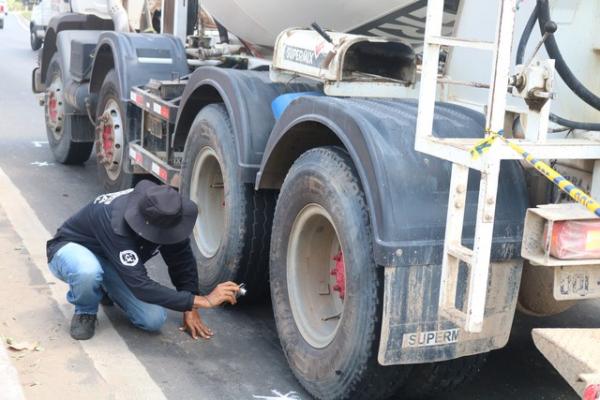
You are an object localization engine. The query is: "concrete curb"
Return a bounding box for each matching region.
[0,342,25,400]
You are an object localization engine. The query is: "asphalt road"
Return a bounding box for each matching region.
[0,12,590,400]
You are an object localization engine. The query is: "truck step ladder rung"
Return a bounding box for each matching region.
[447,244,474,265]
[427,36,496,51]
[440,308,468,326]
[414,0,521,334]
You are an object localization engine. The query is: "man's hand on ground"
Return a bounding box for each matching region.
[180,310,213,340]
[193,282,240,309]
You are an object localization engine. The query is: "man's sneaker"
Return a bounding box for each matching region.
[70,314,97,340]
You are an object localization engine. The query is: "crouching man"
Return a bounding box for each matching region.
[47,180,239,340]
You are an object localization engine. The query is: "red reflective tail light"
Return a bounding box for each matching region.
[544,219,600,259]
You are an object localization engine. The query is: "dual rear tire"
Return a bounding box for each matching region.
[270,147,411,399]
[180,104,274,299]
[44,57,134,193]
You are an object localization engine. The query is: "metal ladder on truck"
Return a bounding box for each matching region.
[415,0,600,333]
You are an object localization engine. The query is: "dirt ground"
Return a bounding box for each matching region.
[0,205,114,399]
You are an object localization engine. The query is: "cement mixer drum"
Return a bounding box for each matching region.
[201,0,461,48]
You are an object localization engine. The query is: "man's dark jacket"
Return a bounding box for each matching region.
[47,189,199,311]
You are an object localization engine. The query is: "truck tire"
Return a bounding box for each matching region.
[397,353,488,399]
[44,53,93,164]
[269,147,411,400]
[30,25,42,50]
[180,104,274,300]
[95,69,135,192]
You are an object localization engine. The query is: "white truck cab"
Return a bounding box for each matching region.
[30,0,69,50]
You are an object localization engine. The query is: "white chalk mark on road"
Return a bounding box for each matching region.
[32,141,48,148]
[253,390,301,399]
[30,161,54,167]
[0,166,167,400]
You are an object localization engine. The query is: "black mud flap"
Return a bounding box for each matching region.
[378,260,522,365]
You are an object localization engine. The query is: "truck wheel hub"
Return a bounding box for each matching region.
[287,204,345,348]
[45,77,64,139]
[190,146,225,258]
[96,99,124,181]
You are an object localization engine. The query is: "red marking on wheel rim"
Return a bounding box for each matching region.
[331,250,346,300]
[102,125,114,160]
[48,95,58,123]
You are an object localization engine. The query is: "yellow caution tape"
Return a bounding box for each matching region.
[469,130,600,217]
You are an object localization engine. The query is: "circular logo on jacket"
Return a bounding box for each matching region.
[119,250,139,266]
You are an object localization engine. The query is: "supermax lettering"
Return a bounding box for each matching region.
[401,328,459,348]
[284,45,316,66]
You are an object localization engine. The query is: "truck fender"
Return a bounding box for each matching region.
[173,68,317,183]
[88,32,189,104]
[255,96,529,268]
[40,13,113,84]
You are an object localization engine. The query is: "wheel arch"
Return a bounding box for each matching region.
[173,67,318,183]
[256,100,385,264]
[89,42,116,96]
[173,81,225,150]
[254,119,346,189]
[256,96,529,268]
[40,13,113,84]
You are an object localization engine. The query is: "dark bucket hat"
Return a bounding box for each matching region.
[121,180,198,245]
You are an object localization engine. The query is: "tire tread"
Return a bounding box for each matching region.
[272,146,410,400]
[181,104,275,301]
[45,54,93,165]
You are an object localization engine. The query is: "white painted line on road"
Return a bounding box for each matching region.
[0,167,167,400]
[253,390,301,400]
[32,141,48,148]
[14,13,29,32]
[30,161,54,167]
[0,342,25,400]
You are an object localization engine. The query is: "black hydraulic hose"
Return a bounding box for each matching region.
[537,0,600,111]
[515,2,600,131]
[549,114,600,131]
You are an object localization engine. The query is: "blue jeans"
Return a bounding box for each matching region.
[48,242,167,332]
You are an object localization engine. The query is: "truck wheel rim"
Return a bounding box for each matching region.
[96,99,124,181]
[287,204,345,349]
[46,75,64,140]
[190,146,225,258]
